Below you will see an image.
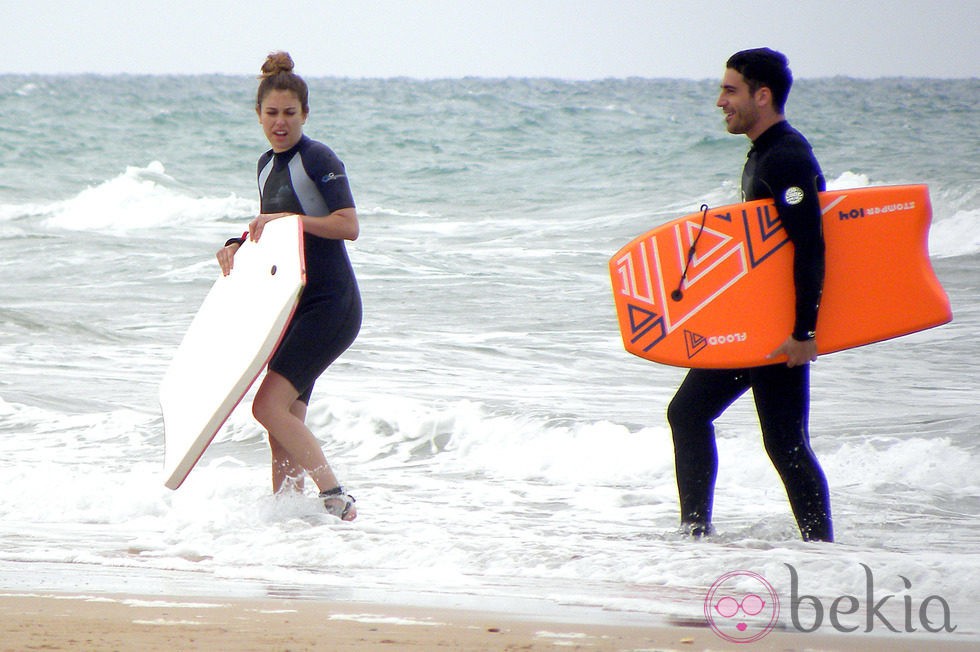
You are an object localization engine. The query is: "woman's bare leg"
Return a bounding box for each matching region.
[253,371,340,492]
[270,400,308,493]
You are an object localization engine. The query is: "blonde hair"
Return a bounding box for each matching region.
[256,51,309,113]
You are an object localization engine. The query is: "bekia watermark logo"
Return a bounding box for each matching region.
[704,570,780,643]
[704,564,957,643]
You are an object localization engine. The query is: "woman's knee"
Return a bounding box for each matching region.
[252,373,299,428]
[252,387,288,429]
[251,394,274,428]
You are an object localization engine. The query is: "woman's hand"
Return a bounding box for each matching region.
[216,242,239,277]
[248,212,291,243]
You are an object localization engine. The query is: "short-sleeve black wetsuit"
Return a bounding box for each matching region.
[667,121,833,542]
[250,135,362,404]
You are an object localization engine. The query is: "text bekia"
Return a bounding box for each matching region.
[786,563,956,634]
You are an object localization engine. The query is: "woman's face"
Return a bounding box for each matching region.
[257,89,308,152]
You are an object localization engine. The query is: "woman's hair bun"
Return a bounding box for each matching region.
[255,50,308,111]
[260,51,295,78]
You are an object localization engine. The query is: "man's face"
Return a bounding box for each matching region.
[716,68,760,136]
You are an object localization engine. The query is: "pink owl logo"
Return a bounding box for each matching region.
[704,570,780,643]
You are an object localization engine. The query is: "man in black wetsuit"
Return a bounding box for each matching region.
[667,48,833,542]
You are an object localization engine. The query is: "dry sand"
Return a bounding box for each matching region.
[1,592,975,651]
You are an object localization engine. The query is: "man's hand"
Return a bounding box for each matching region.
[768,335,818,367]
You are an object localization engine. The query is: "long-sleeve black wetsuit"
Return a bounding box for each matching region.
[667,121,834,542]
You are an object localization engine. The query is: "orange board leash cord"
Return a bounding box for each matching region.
[609,185,952,369]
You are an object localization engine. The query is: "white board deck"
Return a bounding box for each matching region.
[160,216,305,489]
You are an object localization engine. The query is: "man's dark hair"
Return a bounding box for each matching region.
[727,48,793,113]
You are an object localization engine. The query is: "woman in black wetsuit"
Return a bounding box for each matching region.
[216,52,361,520]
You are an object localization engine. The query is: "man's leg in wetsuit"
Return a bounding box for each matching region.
[667,368,751,535]
[750,363,834,542]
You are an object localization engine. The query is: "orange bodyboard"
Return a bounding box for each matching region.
[609,185,951,368]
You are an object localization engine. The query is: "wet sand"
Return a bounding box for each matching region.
[1,592,976,651]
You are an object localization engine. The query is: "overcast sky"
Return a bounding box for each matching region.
[3,0,977,79]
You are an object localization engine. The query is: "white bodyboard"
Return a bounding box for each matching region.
[160,216,305,489]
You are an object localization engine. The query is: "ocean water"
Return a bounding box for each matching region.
[0,75,977,640]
